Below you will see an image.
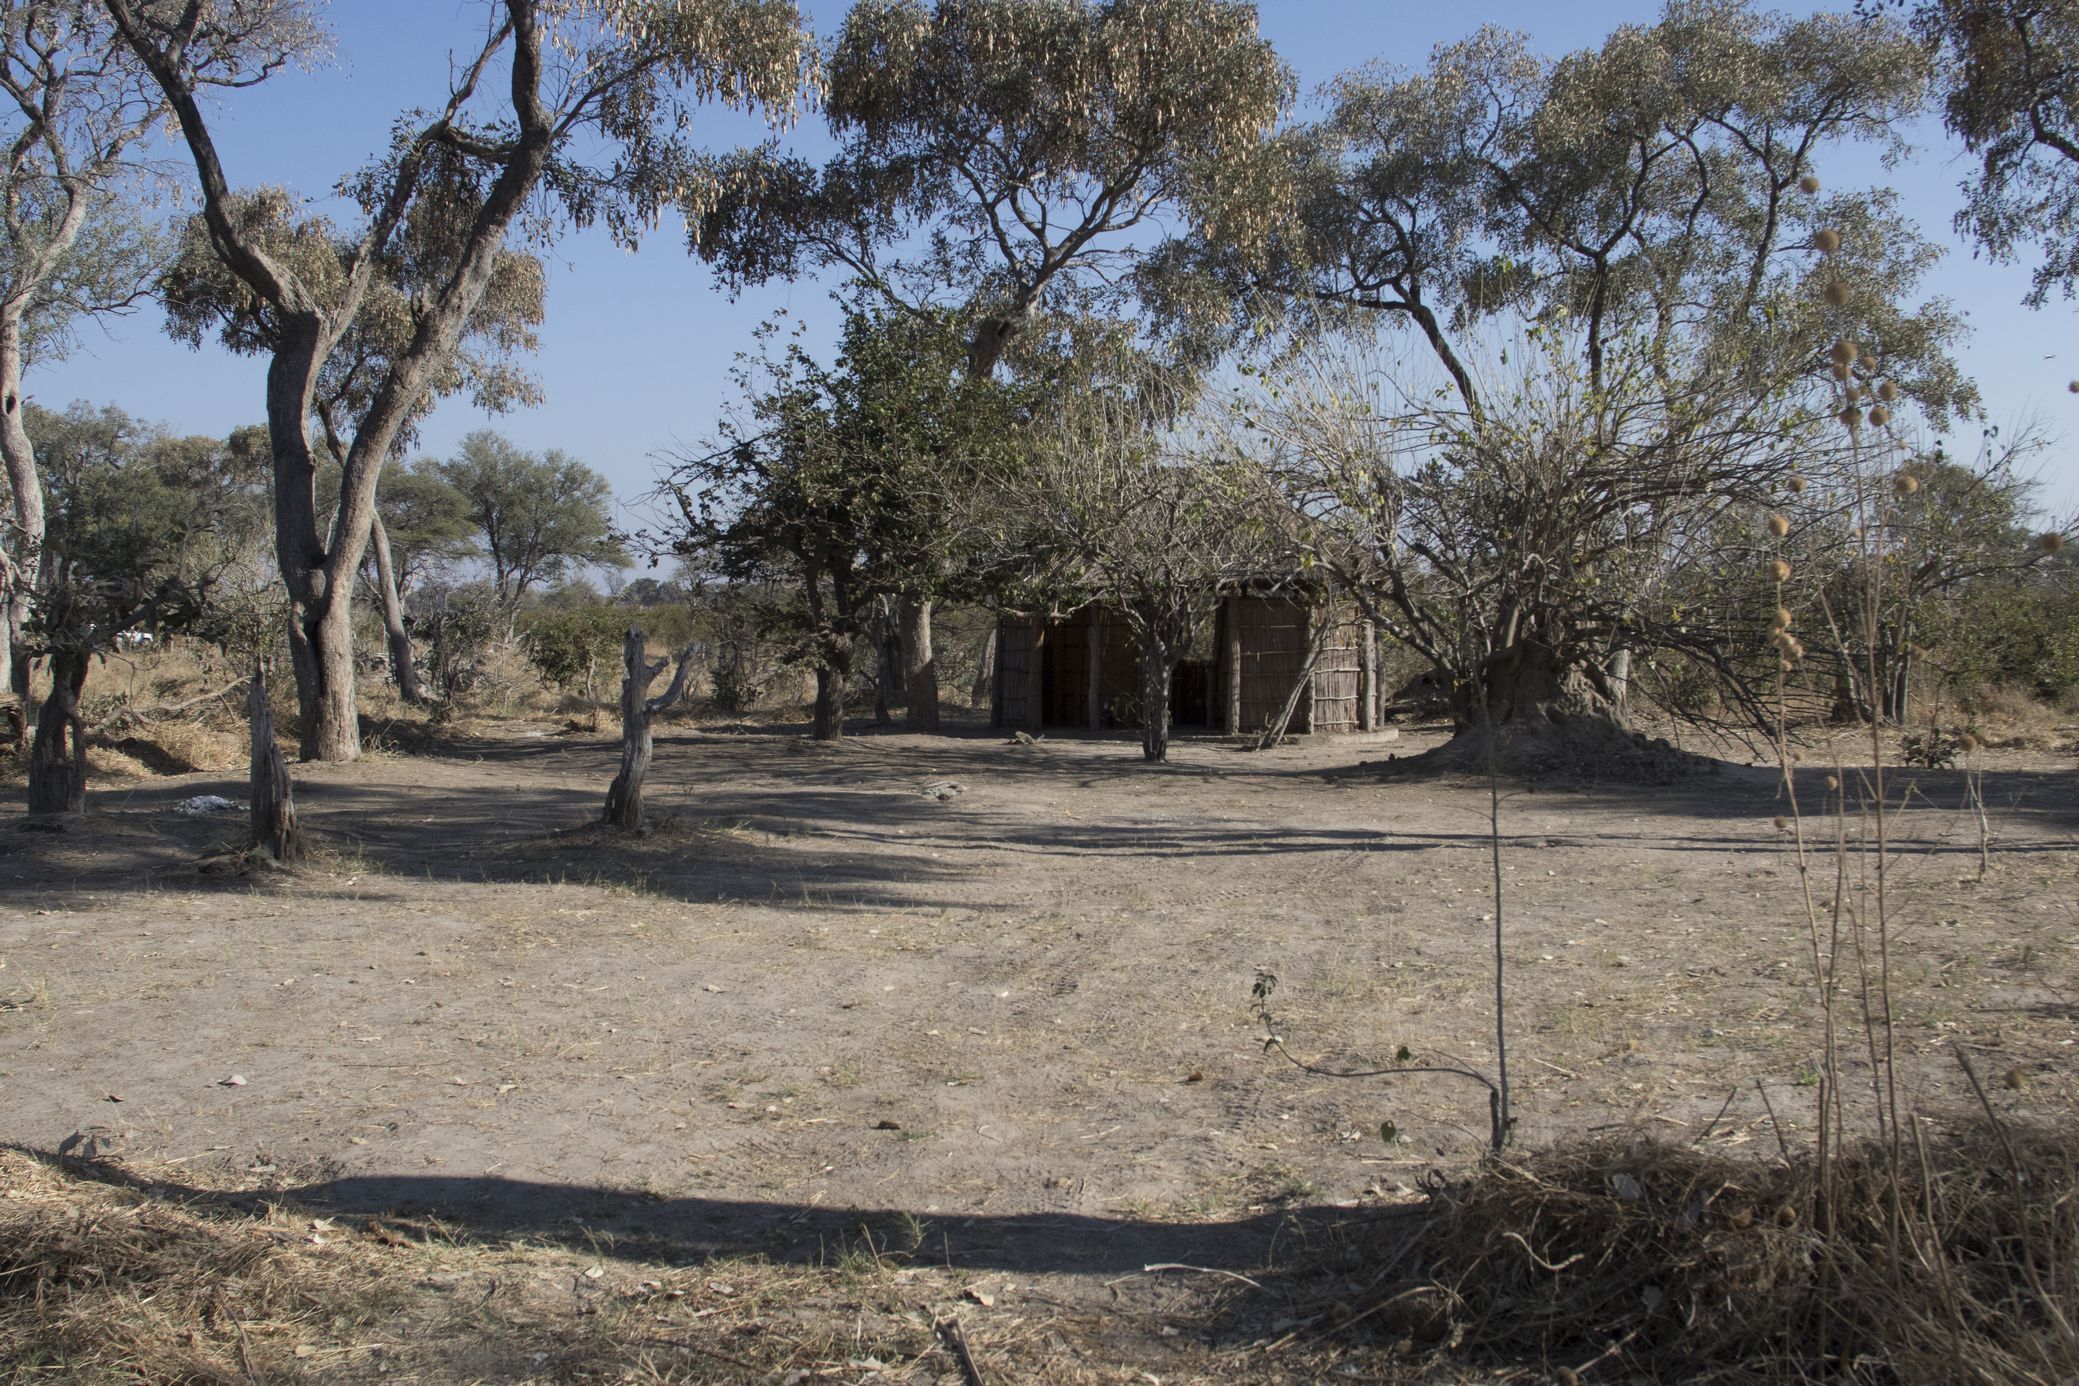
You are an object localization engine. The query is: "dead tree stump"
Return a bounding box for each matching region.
[604,627,695,832]
[248,661,302,861]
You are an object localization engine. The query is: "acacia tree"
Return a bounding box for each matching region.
[0,0,279,715]
[1223,5,1973,750]
[108,0,813,760]
[672,340,863,741]
[692,0,1292,731]
[437,430,625,625]
[20,405,238,812]
[668,304,1024,740]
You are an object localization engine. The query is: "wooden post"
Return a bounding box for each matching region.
[1086,613,1103,730]
[1302,606,1317,735]
[604,627,695,832]
[1223,597,1242,735]
[1359,619,1377,731]
[1026,619,1047,732]
[989,622,1005,726]
[248,660,301,862]
[972,625,997,712]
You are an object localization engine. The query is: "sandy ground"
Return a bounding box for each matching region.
[4,715,2076,1286]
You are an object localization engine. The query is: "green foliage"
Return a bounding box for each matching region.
[160,186,549,447]
[694,0,1291,374]
[1900,723,1971,768]
[668,302,1029,681]
[1170,2,1968,419]
[22,402,245,658]
[376,459,475,596]
[518,602,630,697]
[1913,0,2079,304]
[0,2,184,368]
[1222,4,1988,733]
[1919,568,2079,702]
[420,587,503,708]
[438,431,627,611]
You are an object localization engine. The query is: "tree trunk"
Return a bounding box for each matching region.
[248,661,302,861]
[900,596,939,733]
[1604,648,1631,719]
[1459,640,1623,732]
[1141,642,1173,763]
[1359,621,1378,731]
[971,626,997,710]
[121,0,571,763]
[0,318,43,716]
[812,662,844,741]
[368,509,423,704]
[287,582,362,761]
[603,627,694,832]
[0,549,15,724]
[26,652,86,816]
[870,598,899,724]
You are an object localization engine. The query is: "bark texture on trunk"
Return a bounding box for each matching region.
[603,627,694,832]
[1,321,44,714]
[900,596,939,733]
[1460,640,1624,731]
[970,626,996,710]
[1359,622,1378,731]
[26,653,86,815]
[285,573,362,762]
[248,662,302,861]
[1140,644,1172,763]
[812,663,844,741]
[869,597,905,724]
[368,509,423,704]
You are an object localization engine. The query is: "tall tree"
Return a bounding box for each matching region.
[438,430,626,621]
[19,403,241,812]
[1231,3,1973,752]
[163,183,549,703]
[108,0,814,760]
[670,337,864,741]
[0,0,276,717]
[369,458,474,600]
[693,0,1292,730]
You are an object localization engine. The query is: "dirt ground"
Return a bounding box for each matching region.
[4,713,2077,1341]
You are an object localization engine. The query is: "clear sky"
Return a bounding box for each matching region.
[30,0,2079,529]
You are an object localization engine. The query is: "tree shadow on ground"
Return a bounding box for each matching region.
[10,728,2071,910]
[12,1145,1395,1284]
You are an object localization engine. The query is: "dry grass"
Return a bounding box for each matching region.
[15,1122,2072,1384]
[0,1149,1239,1384]
[1311,1122,2079,1383]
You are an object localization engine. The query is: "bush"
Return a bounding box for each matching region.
[420,588,502,708]
[518,603,630,701]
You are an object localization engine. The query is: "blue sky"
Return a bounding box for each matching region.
[31,0,2079,524]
